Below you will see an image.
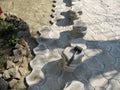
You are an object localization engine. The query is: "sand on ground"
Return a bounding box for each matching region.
[0,0,53,36]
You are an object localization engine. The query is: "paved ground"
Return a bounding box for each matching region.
[26,0,120,90]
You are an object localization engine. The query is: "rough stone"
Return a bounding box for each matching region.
[13,78,27,90]
[8,68,16,77]
[13,38,30,58]
[20,56,28,68]
[21,48,27,56]
[18,56,23,63]
[13,56,22,63]
[15,43,23,49]
[3,70,11,80]
[13,57,19,63]
[8,79,18,88]
[0,78,8,90]
[6,60,15,69]
[6,56,15,62]
[13,49,22,56]
[14,71,21,80]
[18,38,27,47]
[18,67,27,76]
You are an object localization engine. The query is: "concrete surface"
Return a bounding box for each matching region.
[26,0,120,90]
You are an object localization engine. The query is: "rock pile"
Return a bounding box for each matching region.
[1,38,32,89]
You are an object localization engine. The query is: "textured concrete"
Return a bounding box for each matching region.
[26,0,120,90]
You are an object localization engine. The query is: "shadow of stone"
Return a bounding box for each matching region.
[56,11,73,26]
[28,38,120,90]
[37,29,86,51]
[17,19,38,55]
[63,0,72,7]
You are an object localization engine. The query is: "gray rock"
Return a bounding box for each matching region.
[13,56,22,63]
[3,70,11,80]
[20,56,28,68]
[8,68,16,77]
[8,79,18,88]
[6,60,15,69]
[13,49,22,56]
[18,67,27,76]
[14,71,21,80]
[21,48,27,56]
[0,78,8,90]
[15,44,23,49]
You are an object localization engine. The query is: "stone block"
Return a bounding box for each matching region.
[8,79,18,88]
[61,46,84,72]
[3,70,11,80]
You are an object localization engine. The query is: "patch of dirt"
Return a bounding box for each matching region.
[0,0,53,68]
[0,0,53,36]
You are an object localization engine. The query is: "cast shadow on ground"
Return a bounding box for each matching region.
[63,0,72,7]
[28,26,120,89]
[56,11,73,26]
[36,28,85,51]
